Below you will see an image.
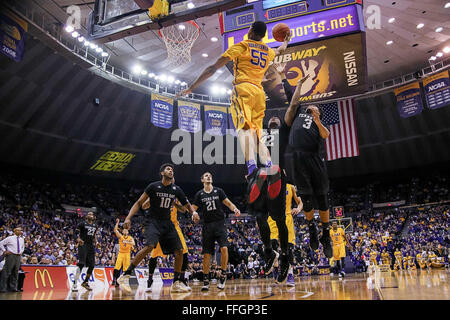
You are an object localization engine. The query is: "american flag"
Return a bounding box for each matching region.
[320,99,359,161]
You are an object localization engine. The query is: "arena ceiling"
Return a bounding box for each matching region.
[23,0,450,90]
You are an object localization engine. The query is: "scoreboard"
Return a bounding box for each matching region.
[221,0,363,33]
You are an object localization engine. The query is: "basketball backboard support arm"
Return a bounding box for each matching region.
[88,0,246,43]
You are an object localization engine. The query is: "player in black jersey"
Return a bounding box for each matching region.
[118,163,200,294]
[192,172,241,291]
[72,211,97,292]
[284,77,333,259]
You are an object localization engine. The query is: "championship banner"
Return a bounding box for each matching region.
[263,32,367,108]
[393,82,423,118]
[227,107,238,136]
[177,100,201,133]
[422,70,450,110]
[151,93,173,129]
[0,9,28,62]
[204,105,228,136]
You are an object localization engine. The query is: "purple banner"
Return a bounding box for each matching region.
[151,94,173,129]
[0,10,28,62]
[394,82,424,118]
[223,4,363,51]
[423,70,450,110]
[158,267,174,285]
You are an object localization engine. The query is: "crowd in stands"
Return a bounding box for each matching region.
[0,171,449,281]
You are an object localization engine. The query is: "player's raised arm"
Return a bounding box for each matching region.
[273,33,291,56]
[124,192,149,228]
[176,55,231,97]
[222,198,241,217]
[311,106,330,139]
[284,75,310,127]
[114,219,122,239]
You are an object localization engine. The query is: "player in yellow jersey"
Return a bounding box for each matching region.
[178,21,290,179]
[393,249,403,270]
[330,221,352,277]
[111,219,135,287]
[268,183,302,286]
[142,179,190,292]
[381,249,391,266]
[416,252,426,270]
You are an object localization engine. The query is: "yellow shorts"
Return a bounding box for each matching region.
[230,82,266,137]
[333,243,346,260]
[151,224,188,258]
[114,252,131,271]
[268,214,295,245]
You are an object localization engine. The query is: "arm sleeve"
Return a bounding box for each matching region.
[221,42,246,61]
[282,79,293,103]
[175,187,188,206]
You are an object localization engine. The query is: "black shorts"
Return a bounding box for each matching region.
[202,220,228,255]
[292,150,329,195]
[78,245,95,268]
[144,218,182,255]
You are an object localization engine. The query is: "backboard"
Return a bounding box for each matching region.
[88,0,247,43]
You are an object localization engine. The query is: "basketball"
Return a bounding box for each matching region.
[272,23,291,42]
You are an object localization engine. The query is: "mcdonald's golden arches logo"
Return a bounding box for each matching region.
[34,269,54,289]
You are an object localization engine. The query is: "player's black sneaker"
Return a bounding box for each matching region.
[277,253,290,284]
[146,278,153,292]
[201,280,210,292]
[320,228,333,259]
[217,276,226,290]
[309,224,319,251]
[263,250,279,275]
[81,282,92,291]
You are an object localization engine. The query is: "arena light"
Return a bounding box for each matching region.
[78,36,85,42]
[89,43,97,49]
[388,17,395,23]
[435,27,443,33]
[141,69,148,75]
[181,81,187,86]
[101,52,108,57]
[211,37,218,42]
[175,79,181,85]
[84,40,90,46]
[160,74,168,82]
[65,25,74,33]
[211,85,220,95]
[386,40,393,45]
[444,47,450,54]
[226,89,232,95]
[71,31,79,38]
[187,2,195,9]
[154,75,160,80]
[445,2,450,9]
[178,24,186,30]
[202,53,208,58]
[220,87,227,95]
[436,52,443,57]
[168,75,175,83]
[95,47,103,53]
[416,23,424,29]
[148,73,155,78]
[132,65,142,74]
[429,56,437,61]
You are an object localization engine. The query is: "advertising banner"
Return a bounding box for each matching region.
[151,94,173,129]
[204,105,228,136]
[0,9,28,62]
[263,32,367,107]
[393,82,424,118]
[422,70,450,110]
[177,101,201,133]
[223,4,363,50]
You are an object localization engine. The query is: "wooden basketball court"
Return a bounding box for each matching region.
[1,269,447,300]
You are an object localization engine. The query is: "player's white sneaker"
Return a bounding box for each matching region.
[182,280,192,291]
[118,274,131,293]
[217,276,226,290]
[171,280,190,293]
[145,279,153,293]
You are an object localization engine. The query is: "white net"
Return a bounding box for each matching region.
[159,21,200,69]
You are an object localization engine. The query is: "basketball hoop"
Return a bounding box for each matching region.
[158,21,200,69]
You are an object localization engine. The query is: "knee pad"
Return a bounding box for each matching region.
[301,194,313,212]
[316,194,329,211]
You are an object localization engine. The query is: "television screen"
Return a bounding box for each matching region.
[262,0,300,10]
